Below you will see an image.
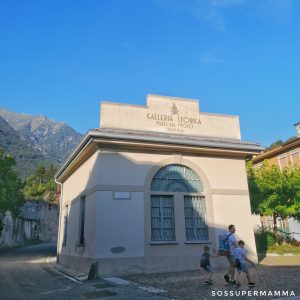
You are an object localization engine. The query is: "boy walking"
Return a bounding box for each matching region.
[234,240,255,287]
[200,245,213,284]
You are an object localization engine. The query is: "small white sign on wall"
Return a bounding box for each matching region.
[114,192,131,200]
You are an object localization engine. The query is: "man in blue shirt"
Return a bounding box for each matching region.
[224,224,237,284]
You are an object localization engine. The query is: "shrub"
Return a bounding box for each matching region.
[255,230,276,253]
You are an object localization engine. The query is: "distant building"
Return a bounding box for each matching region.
[252,123,300,170]
[55,94,263,276]
[252,123,300,232]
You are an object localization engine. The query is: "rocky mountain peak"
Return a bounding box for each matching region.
[0,107,83,167]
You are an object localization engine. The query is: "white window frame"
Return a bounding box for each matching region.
[278,154,288,171]
[289,149,300,167]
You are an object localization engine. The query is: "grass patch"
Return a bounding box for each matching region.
[255,230,300,255]
[267,243,300,255]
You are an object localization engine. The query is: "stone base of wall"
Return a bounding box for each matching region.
[98,257,145,276]
[58,254,97,274]
[58,254,229,277]
[59,254,145,276]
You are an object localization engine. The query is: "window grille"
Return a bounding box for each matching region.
[151,164,204,193]
[184,195,208,241]
[151,195,175,241]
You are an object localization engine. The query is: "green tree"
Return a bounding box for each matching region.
[23,164,57,202]
[247,161,300,237]
[266,140,284,150]
[35,165,46,184]
[45,163,56,179]
[0,149,24,214]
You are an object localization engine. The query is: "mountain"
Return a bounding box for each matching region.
[0,116,48,178]
[0,108,83,165]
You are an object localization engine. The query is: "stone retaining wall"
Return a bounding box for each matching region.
[0,201,59,249]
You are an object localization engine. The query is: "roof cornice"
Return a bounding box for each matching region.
[55,129,264,182]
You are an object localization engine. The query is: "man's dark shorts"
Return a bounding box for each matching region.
[226,255,235,265]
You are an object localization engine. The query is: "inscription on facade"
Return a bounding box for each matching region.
[146,104,201,133]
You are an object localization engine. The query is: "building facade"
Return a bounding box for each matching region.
[252,124,300,170]
[55,94,263,276]
[252,123,300,232]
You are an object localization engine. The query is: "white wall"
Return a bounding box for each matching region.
[94,152,249,191]
[212,195,257,262]
[62,151,100,203]
[95,191,144,258]
[191,156,249,190]
[93,152,156,186]
[100,95,241,140]
[59,149,257,264]
[58,151,99,254]
[63,199,79,254]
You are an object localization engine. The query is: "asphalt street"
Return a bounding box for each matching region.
[0,243,170,300]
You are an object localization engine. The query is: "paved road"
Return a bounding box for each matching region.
[0,243,170,300]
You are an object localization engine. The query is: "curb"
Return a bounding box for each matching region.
[49,263,88,282]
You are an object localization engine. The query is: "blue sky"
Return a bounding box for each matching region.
[0,0,299,147]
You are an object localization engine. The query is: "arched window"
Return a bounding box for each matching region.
[150,164,208,242]
[151,164,204,193]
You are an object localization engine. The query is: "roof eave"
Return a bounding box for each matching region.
[55,130,263,182]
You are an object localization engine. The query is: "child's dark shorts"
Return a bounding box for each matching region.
[237,262,248,273]
[202,265,212,273]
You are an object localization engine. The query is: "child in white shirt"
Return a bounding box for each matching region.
[234,240,255,287]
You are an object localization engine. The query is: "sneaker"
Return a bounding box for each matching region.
[248,282,255,287]
[224,274,230,283]
[204,280,211,285]
[208,280,213,284]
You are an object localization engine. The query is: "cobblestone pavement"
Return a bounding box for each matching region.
[2,243,300,299]
[124,265,300,300]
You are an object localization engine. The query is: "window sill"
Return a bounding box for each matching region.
[150,241,178,245]
[185,241,211,244]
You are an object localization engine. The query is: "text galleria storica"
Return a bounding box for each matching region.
[146,113,201,123]
[146,113,201,129]
[211,290,296,297]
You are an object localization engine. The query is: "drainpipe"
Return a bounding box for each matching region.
[55,178,63,263]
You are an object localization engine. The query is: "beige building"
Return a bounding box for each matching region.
[252,123,300,232]
[55,94,263,276]
[252,123,300,170]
